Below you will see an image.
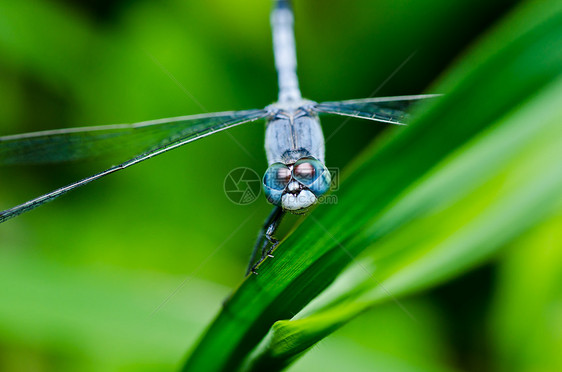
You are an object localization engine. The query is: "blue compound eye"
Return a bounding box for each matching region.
[263,163,291,206]
[293,157,331,197]
[264,163,291,190]
[293,157,324,186]
[292,159,317,185]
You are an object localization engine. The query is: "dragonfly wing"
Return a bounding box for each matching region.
[0,109,268,223]
[312,94,441,125]
[0,109,268,165]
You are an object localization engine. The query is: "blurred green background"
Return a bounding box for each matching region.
[2,0,559,371]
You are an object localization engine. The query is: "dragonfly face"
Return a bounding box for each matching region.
[263,156,331,213]
[263,103,331,213]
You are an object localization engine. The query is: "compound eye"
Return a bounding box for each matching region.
[293,157,323,186]
[263,163,291,191]
[293,157,331,197]
[293,161,315,183]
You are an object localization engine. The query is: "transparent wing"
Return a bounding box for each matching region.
[0,109,268,223]
[0,109,267,165]
[312,94,441,125]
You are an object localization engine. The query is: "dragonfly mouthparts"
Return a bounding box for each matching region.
[281,189,316,212]
[286,180,302,194]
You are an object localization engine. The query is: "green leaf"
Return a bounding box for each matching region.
[182,0,562,371]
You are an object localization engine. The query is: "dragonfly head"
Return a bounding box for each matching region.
[263,156,331,214]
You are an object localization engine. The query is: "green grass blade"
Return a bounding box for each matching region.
[244,76,562,371]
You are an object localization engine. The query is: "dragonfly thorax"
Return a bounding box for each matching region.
[264,101,325,165]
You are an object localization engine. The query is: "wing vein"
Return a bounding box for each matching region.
[0,110,268,223]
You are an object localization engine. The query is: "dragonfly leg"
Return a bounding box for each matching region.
[246,206,285,276]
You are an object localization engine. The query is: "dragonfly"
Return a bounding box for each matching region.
[0,0,438,275]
